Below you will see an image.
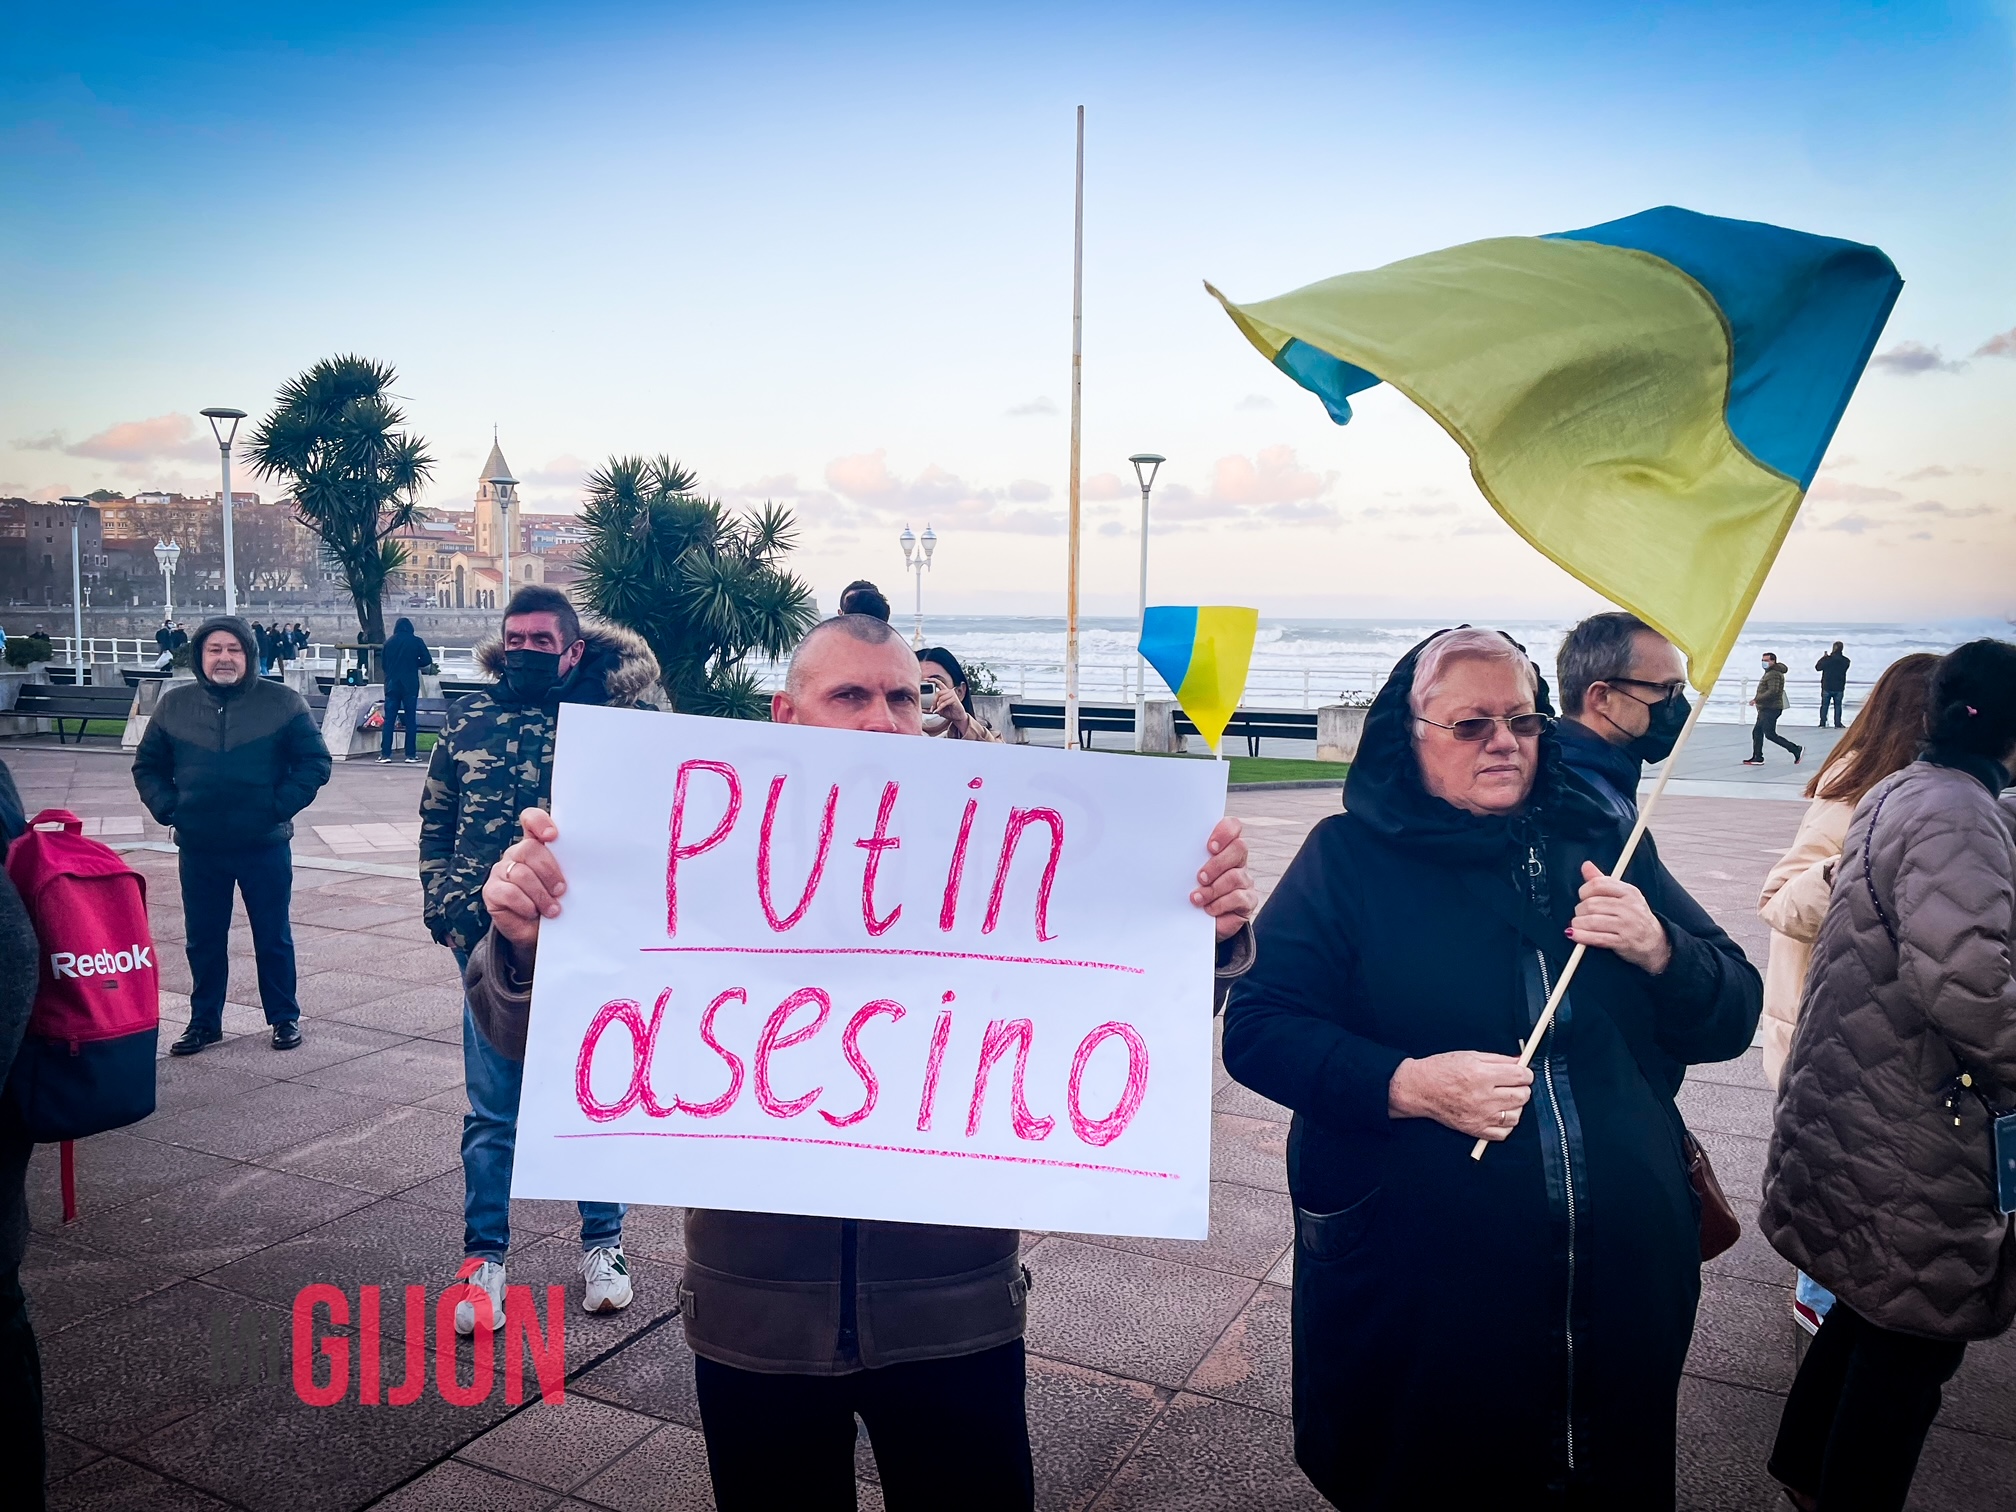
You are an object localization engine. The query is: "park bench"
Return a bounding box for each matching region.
[1176,707,1319,758]
[11,682,138,743]
[1008,700,1137,749]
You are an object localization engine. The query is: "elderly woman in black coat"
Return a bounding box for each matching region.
[1224,628,1761,1509]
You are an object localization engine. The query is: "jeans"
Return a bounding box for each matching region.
[1751,708,1801,761]
[695,1340,1034,1512]
[458,949,624,1260]
[179,842,298,1033]
[381,685,420,760]
[1819,689,1845,726]
[1770,1301,1965,1511]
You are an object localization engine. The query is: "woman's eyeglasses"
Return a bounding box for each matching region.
[1416,713,1554,742]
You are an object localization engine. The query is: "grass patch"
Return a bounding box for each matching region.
[1136,751,1350,785]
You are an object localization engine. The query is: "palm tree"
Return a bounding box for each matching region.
[574,456,817,716]
[244,355,434,643]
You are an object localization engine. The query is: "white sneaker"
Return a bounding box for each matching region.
[453,1258,507,1335]
[581,1244,633,1315]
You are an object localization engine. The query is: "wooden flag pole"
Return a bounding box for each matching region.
[1469,688,1714,1160]
[1063,105,1085,751]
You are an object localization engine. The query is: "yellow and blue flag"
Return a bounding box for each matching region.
[1139,606,1259,755]
[1208,206,1900,690]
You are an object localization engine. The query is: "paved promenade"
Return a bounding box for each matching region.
[6,742,2010,1511]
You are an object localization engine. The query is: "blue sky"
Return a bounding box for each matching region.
[4,1,2013,617]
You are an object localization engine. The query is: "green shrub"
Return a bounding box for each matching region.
[5,634,54,668]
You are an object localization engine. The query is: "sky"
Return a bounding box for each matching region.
[3,0,2013,621]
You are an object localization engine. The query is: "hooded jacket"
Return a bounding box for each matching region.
[1756,795,1854,1089]
[1762,754,2016,1340]
[419,621,661,952]
[1222,630,1760,1509]
[131,616,333,852]
[380,618,433,695]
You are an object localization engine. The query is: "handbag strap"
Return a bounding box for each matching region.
[1859,785,1901,951]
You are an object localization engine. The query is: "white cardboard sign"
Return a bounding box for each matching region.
[511,705,1228,1239]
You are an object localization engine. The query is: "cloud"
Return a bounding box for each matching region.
[1212,445,1335,507]
[1906,500,1996,518]
[1234,394,1276,412]
[1083,471,1128,501]
[1975,327,2016,358]
[1806,478,1903,505]
[49,413,218,466]
[1898,464,1983,481]
[12,430,64,452]
[1908,531,1933,541]
[1870,341,1966,375]
[1819,515,1880,534]
[822,450,1063,535]
[1007,479,1051,502]
[521,454,590,489]
[1005,397,1057,417]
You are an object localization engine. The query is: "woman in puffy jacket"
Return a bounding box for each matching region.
[1757,653,1937,1335]
[1761,639,2016,1512]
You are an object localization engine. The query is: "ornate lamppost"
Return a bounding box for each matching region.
[899,523,936,648]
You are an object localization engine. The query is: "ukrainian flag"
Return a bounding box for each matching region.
[1208,206,1900,690]
[1139,606,1259,755]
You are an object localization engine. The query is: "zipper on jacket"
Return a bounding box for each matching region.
[1536,947,1578,1475]
[837,1218,859,1364]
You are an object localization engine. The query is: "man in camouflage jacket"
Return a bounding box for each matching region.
[418,585,661,1332]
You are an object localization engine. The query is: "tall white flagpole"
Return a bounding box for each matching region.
[1063,105,1085,751]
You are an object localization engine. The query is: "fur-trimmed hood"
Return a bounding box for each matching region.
[474,617,662,709]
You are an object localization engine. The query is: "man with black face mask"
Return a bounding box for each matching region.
[419,584,664,1331]
[1555,611,1693,828]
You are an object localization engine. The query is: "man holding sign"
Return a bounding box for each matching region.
[464,612,1257,1510]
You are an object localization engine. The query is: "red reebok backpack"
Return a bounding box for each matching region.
[3,808,160,1141]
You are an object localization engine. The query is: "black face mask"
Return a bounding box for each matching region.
[501,648,562,702]
[1624,691,1691,765]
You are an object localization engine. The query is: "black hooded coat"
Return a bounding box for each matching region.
[131,616,333,852]
[1222,631,1760,1510]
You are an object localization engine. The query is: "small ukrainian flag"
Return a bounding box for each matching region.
[1139,606,1259,756]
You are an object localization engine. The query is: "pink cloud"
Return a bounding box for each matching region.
[1083,472,1128,501]
[1211,445,1335,506]
[1975,327,2016,358]
[62,413,217,466]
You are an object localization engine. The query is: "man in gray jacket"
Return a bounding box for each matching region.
[464,613,1258,1511]
[133,616,332,1054]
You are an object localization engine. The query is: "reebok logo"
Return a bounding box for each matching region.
[51,945,154,979]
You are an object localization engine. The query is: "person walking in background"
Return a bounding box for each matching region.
[1761,639,2016,1512]
[253,621,275,675]
[1746,652,1802,766]
[377,616,432,765]
[1553,610,1692,826]
[1815,641,1851,727]
[838,580,892,620]
[918,646,1002,742]
[153,619,175,671]
[131,617,332,1055]
[420,585,660,1332]
[1757,652,1939,1337]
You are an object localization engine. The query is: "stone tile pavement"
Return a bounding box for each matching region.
[4,743,2010,1511]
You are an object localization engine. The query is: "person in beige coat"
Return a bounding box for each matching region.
[1760,654,1941,1088]
[1758,654,1939,1339]
[1761,640,2016,1512]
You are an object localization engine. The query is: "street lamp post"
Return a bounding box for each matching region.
[155,538,182,624]
[1127,453,1165,751]
[899,524,936,647]
[201,407,247,617]
[59,496,90,680]
[489,473,517,610]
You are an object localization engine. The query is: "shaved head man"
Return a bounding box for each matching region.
[463,614,1259,1511]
